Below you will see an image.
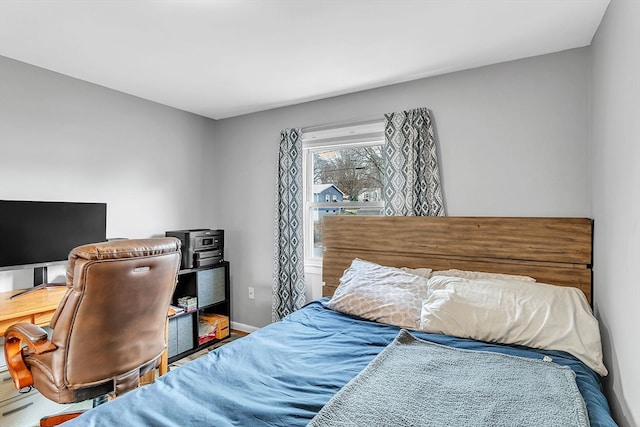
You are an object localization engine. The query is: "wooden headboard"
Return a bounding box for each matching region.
[321,216,593,304]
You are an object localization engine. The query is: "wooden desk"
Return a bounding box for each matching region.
[0,287,67,336]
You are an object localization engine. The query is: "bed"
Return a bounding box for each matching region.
[64,216,616,426]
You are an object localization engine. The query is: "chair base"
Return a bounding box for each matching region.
[39,395,109,426]
[40,411,84,427]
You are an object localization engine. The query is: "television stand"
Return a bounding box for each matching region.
[9,266,66,299]
[9,282,66,299]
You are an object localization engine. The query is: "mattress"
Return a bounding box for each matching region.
[65,299,616,426]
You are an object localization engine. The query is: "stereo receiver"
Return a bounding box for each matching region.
[165,229,224,269]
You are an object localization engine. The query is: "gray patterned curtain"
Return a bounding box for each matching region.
[383,108,445,216]
[272,128,306,322]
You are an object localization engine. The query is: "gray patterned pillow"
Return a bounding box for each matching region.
[324,259,430,329]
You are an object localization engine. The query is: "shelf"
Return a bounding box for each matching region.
[167,261,230,362]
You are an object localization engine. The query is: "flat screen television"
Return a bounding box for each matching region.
[0,200,107,272]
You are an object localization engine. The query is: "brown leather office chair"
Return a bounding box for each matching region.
[3,238,181,426]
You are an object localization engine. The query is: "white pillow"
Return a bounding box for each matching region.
[431,269,536,282]
[325,259,429,329]
[420,275,608,376]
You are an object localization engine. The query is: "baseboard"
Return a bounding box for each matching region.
[230,321,259,334]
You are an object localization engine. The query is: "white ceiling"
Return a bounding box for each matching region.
[0,0,609,120]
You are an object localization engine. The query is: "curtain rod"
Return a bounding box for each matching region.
[301,114,384,133]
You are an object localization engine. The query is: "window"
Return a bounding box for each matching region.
[303,119,385,262]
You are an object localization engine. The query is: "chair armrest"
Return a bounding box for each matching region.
[4,323,57,389]
[7,322,49,342]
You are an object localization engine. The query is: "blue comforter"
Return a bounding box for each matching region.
[67,299,616,426]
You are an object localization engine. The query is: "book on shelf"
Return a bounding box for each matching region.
[177,296,198,312]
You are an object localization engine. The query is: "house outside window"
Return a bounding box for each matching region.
[303,120,385,262]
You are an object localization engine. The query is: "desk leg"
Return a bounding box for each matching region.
[140,370,155,386]
[159,320,169,376]
[141,323,168,386]
[159,348,168,376]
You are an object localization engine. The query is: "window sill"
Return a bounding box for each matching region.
[304,260,322,271]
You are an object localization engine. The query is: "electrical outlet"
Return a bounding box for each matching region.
[248,287,255,299]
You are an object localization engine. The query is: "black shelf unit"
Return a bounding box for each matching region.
[167,261,230,363]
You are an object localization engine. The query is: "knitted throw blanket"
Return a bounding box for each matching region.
[308,330,590,427]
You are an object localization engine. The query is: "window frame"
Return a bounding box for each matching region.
[302,120,385,265]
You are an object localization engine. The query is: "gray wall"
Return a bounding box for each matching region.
[211,48,591,329]
[590,0,640,425]
[0,56,217,291]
